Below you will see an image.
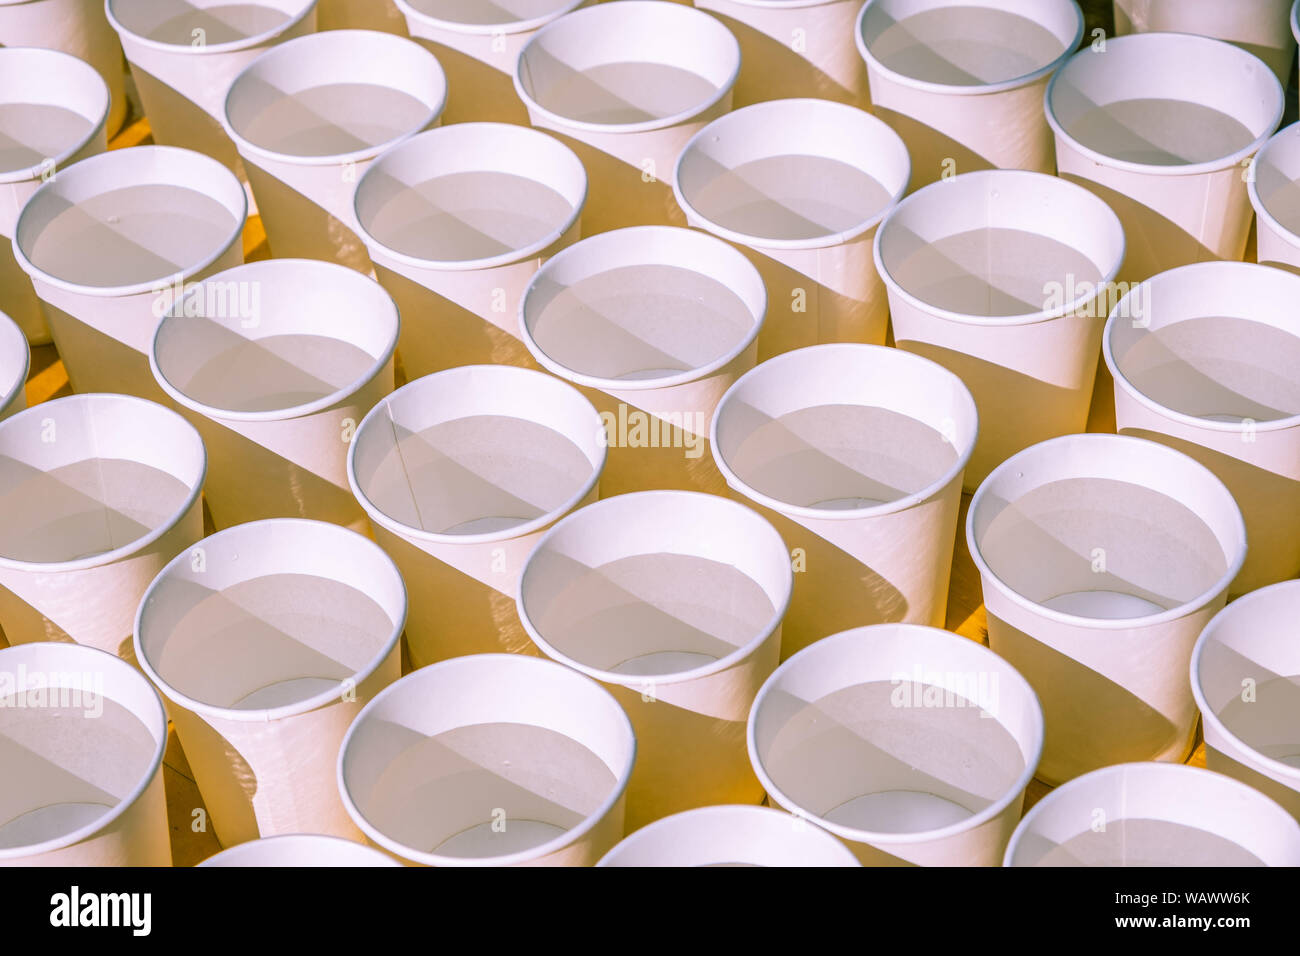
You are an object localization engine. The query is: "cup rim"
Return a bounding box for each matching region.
[392,0,587,36]
[198,832,400,866]
[1247,121,1300,255]
[0,47,110,185]
[105,0,318,57]
[0,311,31,416]
[1292,0,1300,47]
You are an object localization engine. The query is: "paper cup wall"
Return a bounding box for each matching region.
[876,169,1126,491]
[967,433,1247,786]
[135,518,405,847]
[11,145,247,399]
[748,624,1043,867]
[596,804,860,866]
[0,311,29,422]
[199,833,401,866]
[673,98,910,361]
[0,46,109,346]
[0,642,169,866]
[106,0,318,173]
[711,344,977,660]
[0,394,206,662]
[1046,33,1284,284]
[856,0,1082,189]
[222,29,447,273]
[517,490,791,829]
[1249,121,1300,273]
[150,258,399,533]
[519,226,766,497]
[348,365,605,669]
[513,1,740,235]
[1191,580,1300,820]
[337,654,635,866]
[354,123,587,377]
[1104,262,1300,595]
[1004,763,1300,866]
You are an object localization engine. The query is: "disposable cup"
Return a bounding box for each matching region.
[150,258,399,532]
[199,833,401,866]
[967,433,1248,785]
[0,310,28,422]
[1248,121,1300,273]
[0,393,206,661]
[673,98,910,361]
[337,653,635,866]
[711,344,977,660]
[348,365,605,669]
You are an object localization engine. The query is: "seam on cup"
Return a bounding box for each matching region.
[105,0,318,57]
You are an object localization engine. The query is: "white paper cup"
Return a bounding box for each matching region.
[514,1,739,235]
[136,518,405,846]
[11,145,247,398]
[338,653,635,866]
[856,0,1082,188]
[711,344,977,660]
[597,804,860,866]
[674,98,909,362]
[354,123,586,377]
[519,226,765,497]
[223,29,447,273]
[1248,121,1300,273]
[1005,762,1300,866]
[0,394,206,661]
[1046,33,1284,284]
[395,0,585,125]
[967,433,1247,785]
[0,642,169,866]
[0,310,28,422]
[150,259,399,533]
[1104,262,1300,595]
[517,490,791,829]
[0,46,109,346]
[348,365,605,669]
[1191,580,1300,820]
[106,0,318,172]
[876,169,1126,490]
[749,623,1043,866]
[317,0,407,34]
[199,833,402,866]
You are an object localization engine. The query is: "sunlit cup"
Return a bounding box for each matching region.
[711,344,977,660]
[0,394,205,661]
[12,145,246,398]
[0,46,109,346]
[597,804,860,867]
[1105,262,1300,594]
[748,623,1043,867]
[1005,762,1300,866]
[317,0,407,33]
[1046,33,1284,284]
[354,123,586,377]
[856,0,1082,189]
[519,226,766,497]
[150,258,399,533]
[200,833,401,866]
[106,0,318,172]
[1248,121,1300,273]
[348,365,605,669]
[222,29,446,273]
[674,98,909,362]
[0,311,28,422]
[1191,579,1300,820]
[517,490,791,829]
[0,642,169,866]
[514,0,739,235]
[338,653,635,866]
[967,433,1247,786]
[876,169,1126,491]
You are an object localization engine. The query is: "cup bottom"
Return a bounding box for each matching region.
[0,801,113,849]
[232,676,343,710]
[435,818,567,859]
[824,790,973,834]
[1040,589,1166,619]
[812,496,891,511]
[608,650,719,677]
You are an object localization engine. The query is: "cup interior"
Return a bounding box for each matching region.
[400,0,581,31]
[0,313,27,412]
[108,0,313,47]
[0,48,107,177]
[200,833,399,866]
[1253,123,1300,239]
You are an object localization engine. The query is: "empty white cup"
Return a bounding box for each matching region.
[0,641,169,866]
[856,0,1082,188]
[338,653,636,866]
[11,145,247,398]
[876,169,1126,490]
[150,258,400,532]
[967,433,1248,785]
[711,344,977,660]
[1248,121,1300,273]
[597,804,860,867]
[674,98,910,361]
[0,310,28,422]
[1046,32,1284,284]
[514,0,740,235]
[749,623,1044,866]
[0,393,206,661]
[199,833,401,866]
[354,123,587,377]
[348,365,606,669]
[1104,262,1300,594]
[1005,762,1300,866]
